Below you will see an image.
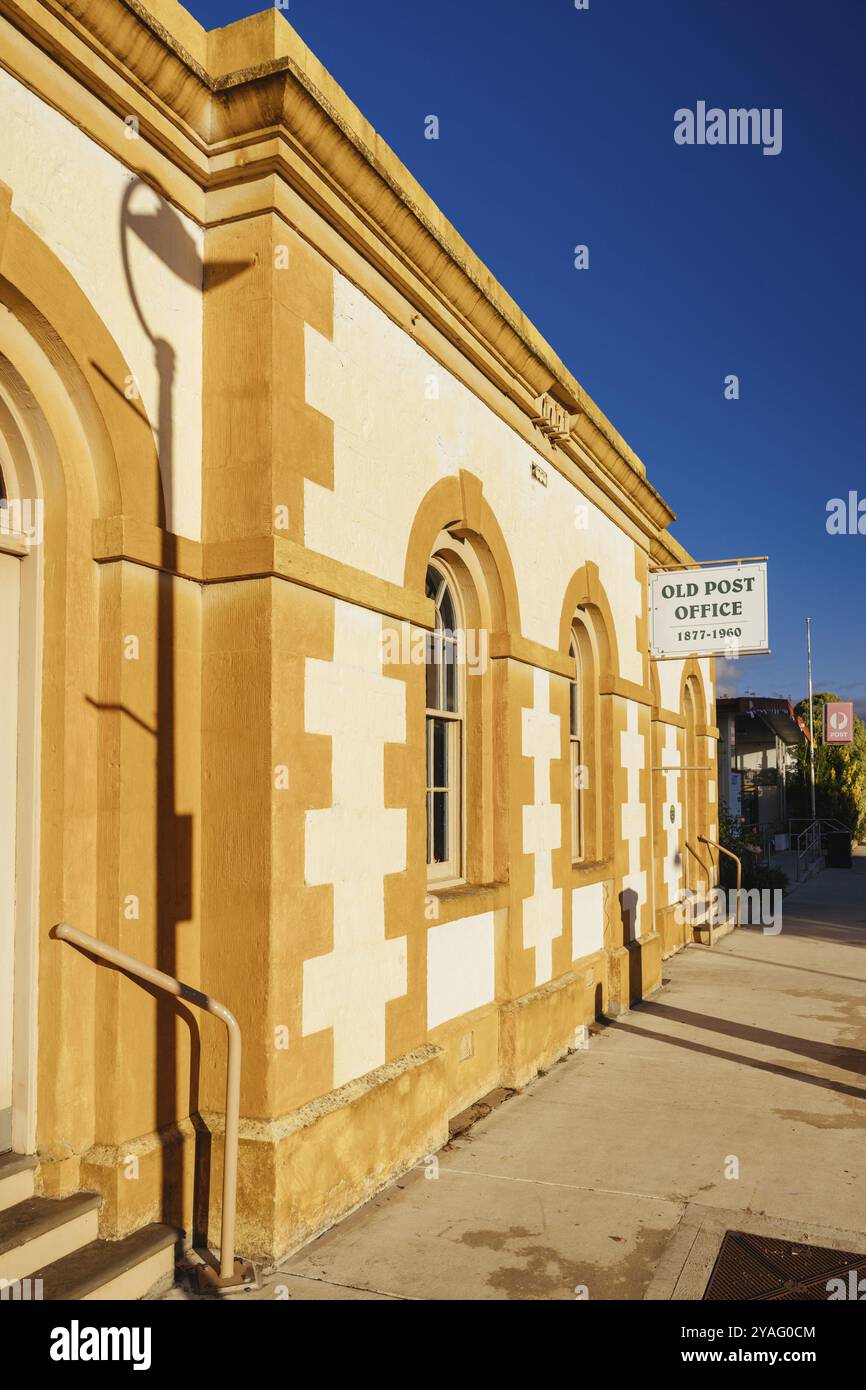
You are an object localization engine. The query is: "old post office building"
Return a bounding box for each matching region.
[0,0,718,1286]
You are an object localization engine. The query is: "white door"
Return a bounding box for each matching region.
[0,547,20,1152]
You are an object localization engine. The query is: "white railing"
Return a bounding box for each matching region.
[795,820,821,881]
[788,818,849,881]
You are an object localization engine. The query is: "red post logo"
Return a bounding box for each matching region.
[824,701,854,745]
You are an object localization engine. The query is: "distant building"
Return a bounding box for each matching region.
[716,696,810,833]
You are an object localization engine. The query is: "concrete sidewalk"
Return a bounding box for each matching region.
[175,849,866,1300]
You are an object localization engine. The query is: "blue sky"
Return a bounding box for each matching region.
[187,0,866,712]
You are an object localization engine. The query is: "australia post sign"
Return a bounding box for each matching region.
[825,701,854,745]
[649,562,769,659]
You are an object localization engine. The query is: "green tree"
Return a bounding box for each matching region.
[789,693,866,838]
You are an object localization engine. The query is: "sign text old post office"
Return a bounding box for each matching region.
[649,561,769,659]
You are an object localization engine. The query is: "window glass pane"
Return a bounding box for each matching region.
[433,717,448,788]
[570,637,581,737]
[432,790,449,864]
[425,566,461,716]
[425,635,437,709]
[438,583,456,632]
[443,637,458,712]
[425,562,462,876]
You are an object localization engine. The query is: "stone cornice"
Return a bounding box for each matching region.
[2,0,688,551]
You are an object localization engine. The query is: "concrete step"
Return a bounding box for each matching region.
[693,914,737,947]
[802,854,826,884]
[30,1223,178,1300]
[0,1152,37,1213]
[0,1192,99,1284]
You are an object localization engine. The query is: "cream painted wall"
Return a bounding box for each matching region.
[302,599,408,1087]
[699,659,715,708]
[304,275,644,679]
[706,735,717,844]
[656,660,685,711]
[0,70,203,540]
[662,725,683,906]
[620,702,647,938]
[521,667,564,986]
[427,912,495,1030]
[571,880,605,960]
[656,656,714,716]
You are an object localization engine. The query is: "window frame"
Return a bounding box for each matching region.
[568,609,607,869]
[569,635,584,862]
[425,560,464,885]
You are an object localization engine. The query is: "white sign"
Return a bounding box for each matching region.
[649,562,768,659]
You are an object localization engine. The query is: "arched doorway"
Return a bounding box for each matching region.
[683,680,697,891]
[0,426,41,1155]
[682,673,708,900]
[0,201,162,1176]
[0,464,20,1150]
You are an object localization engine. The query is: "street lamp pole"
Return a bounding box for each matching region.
[806,617,816,820]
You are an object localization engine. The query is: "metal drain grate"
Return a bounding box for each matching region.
[704,1230,866,1300]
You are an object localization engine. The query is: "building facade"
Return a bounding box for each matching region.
[0,0,718,1269]
[716,696,808,836]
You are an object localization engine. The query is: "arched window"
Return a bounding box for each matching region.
[425,562,463,881]
[569,636,583,860]
[568,608,608,865]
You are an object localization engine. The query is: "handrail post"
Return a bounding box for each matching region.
[685,838,713,888]
[215,1001,242,1283]
[51,922,256,1293]
[698,835,742,933]
[684,840,715,940]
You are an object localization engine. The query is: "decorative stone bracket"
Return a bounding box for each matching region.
[530,392,573,445]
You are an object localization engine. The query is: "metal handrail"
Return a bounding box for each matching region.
[698,835,742,933]
[51,922,244,1286]
[788,817,850,879]
[685,838,713,891]
[789,817,849,834]
[791,819,826,882]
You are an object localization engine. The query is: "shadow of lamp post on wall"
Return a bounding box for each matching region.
[53,179,254,1289]
[117,178,255,1291]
